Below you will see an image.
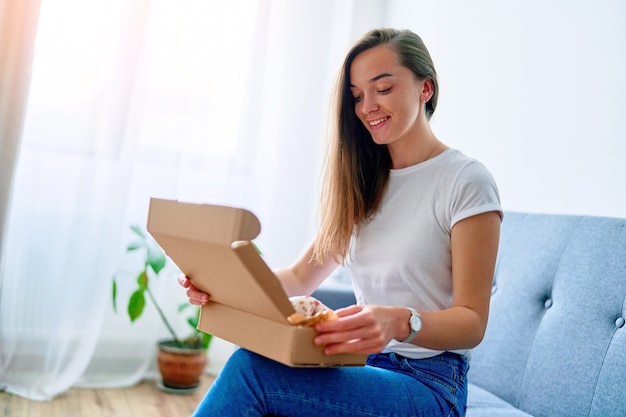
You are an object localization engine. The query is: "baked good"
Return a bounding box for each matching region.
[287,295,338,327]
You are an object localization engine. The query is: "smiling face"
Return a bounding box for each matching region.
[349,45,432,148]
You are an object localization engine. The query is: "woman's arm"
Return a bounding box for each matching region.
[274,243,339,297]
[409,210,501,349]
[315,211,501,355]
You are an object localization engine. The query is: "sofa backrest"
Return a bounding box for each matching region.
[469,212,626,417]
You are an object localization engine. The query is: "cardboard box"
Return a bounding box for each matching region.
[147,198,367,367]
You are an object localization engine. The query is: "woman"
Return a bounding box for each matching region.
[180,28,501,416]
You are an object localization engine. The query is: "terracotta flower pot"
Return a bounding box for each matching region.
[157,339,208,392]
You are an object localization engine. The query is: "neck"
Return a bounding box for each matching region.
[388,125,445,169]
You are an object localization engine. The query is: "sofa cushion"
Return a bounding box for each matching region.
[466,384,533,417]
[312,267,357,310]
[468,212,626,417]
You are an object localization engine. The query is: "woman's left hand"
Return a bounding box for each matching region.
[313,305,405,355]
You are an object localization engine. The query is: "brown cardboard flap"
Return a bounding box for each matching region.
[231,242,294,319]
[147,198,261,245]
[147,198,294,323]
[200,302,300,362]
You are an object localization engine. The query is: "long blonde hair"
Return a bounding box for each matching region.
[313,28,438,264]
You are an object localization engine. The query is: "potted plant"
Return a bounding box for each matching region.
[112,225,212,393]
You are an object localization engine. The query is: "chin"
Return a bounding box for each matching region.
[367,131,385,143]
[370,136,393,146]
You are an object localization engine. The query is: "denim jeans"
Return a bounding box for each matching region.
[192,349,469,417]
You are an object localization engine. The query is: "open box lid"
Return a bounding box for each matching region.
[146,198,294,323]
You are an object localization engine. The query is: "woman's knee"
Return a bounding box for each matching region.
[225,348,281,375]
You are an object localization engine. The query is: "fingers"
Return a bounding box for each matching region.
[177,274,191,288]
[314,305,391,355]
[325,337,388,355]
[177,274,210,305]
[317,325,388,355]
[188,286,210,305]
[334,304,363,318]
[316,304,364,331]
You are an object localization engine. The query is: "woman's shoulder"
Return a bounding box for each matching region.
[440,148,479,165]
[426,149,480,179]
[440,149,495,178]
[432,149,500,203]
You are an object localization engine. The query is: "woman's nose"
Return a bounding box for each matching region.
[360,95,379,114]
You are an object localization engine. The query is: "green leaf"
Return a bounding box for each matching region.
[126,241,143,251]
[136,271,148,289]
[130,225,146,238]
[112,279,118,312]
[147,245,166,275]
[201,333,213,351]
[178,302,192,313]
[128,289,146,322]
[187,306,201,331]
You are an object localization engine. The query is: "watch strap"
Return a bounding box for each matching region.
[401,307,421,344]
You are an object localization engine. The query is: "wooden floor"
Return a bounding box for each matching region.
[0,374,215,417]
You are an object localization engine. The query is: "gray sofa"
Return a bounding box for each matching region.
[313,212,626,417]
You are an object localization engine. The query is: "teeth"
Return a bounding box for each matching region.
[369,117,388,126]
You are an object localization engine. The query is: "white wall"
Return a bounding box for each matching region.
[385,0,626,218]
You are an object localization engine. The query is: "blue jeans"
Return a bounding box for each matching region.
[192,349,469,417]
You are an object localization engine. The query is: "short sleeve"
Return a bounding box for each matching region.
[449,160,502,228]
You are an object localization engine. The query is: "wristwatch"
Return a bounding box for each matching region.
[401,307,422,344]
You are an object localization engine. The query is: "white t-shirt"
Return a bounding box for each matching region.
[348,148,502,359]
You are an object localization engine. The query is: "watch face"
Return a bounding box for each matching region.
[410,315,422,332]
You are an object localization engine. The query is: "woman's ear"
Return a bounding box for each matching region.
[420,79,434,103]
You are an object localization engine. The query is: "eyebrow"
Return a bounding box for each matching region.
[350,72,394,88]
[371,72,393,82]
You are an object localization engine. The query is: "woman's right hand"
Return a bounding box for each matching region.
[178,274,210,305]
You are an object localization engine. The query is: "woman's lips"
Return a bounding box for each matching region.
[368,116,389,129]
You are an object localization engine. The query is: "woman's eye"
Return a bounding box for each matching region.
[378,88,391,94]
[353,95,362,103]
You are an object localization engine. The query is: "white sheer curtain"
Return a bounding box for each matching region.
[0,0,41,260]
[0,0,382,401]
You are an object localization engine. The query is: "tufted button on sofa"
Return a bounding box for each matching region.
[313,211,626,417]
